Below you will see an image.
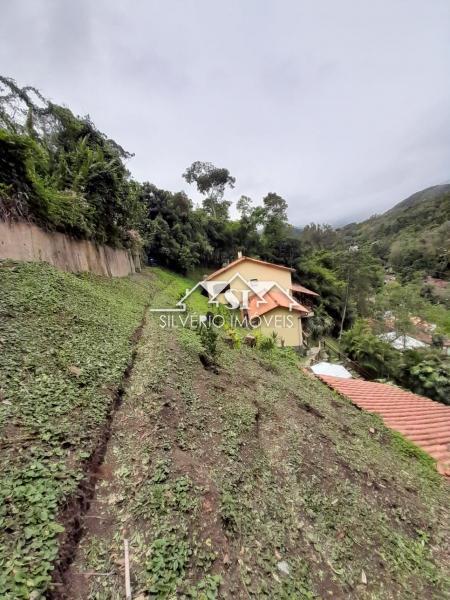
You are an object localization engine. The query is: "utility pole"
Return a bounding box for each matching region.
[339,267,350,340]
[339,245,358,340]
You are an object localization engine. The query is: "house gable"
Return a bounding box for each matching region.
[206,256,294,291]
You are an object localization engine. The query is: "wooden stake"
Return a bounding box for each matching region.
[124,539,131,600]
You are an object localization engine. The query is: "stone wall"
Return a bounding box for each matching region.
[0,221,140,277]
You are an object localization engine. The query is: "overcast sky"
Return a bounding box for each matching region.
[1,1,449,225]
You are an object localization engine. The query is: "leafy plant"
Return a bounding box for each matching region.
[144,535,191,597]
[341,319,399,379]
[198,319,218,359]
[258,332,278,352]
[188,574,222,599]
[224,325,241,349]
[395,349,450,405]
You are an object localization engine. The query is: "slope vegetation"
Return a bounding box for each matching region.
[340,184,450,277]
[1,263,449,599]
[0,261,162,598]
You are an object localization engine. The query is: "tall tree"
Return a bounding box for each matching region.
[336,245,383,337]
[261,192,289,257]
[139,182,213,273]
[236,195,253,218]
[182,161,235,219]
[234,195,262,256]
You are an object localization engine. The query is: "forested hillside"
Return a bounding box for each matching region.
[339,184,450,279]
[1,75,449,404]
[0,77,311,273]
[0,76,372,334]
[1,74,450,598]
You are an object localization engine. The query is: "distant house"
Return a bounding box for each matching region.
[205,254,318,347]
[379,331,428,351]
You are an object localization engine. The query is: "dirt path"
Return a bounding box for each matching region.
[62,308,236,599]
[57,298,450,599]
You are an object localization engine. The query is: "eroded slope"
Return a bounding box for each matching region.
[67,276,450,599]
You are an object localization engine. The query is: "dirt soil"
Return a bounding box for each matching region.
[58,285,450,599]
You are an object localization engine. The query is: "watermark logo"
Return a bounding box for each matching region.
[150,273,299,313]
[150,272,305,331]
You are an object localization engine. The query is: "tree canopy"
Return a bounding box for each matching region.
[0,76,140,247]
[1,76,448,366]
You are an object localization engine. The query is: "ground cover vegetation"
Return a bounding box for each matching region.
[2,262,449,598]
[19,266,450,599]
[1,76,449,396]
[0,260,164,598]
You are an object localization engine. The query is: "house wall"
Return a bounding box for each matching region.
[257,306,302,347]
[0,221,140,277]
[208,259,293,304]
[207,259,302,346]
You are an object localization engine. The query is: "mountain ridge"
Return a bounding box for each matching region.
[384,183,450,216]
[339,183,450,277]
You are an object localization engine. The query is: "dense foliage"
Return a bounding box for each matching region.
[342,320,450,405]
[0,76,143,247]
[340,184,450,280]
[396,349,450,406]
[341,320,398,379]
[1,76,448,372]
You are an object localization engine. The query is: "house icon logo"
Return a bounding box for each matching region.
[150,273,301,313]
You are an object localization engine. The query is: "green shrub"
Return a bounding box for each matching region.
[258,332,277,352]
[341,319,399,379]
[395,349,450,405]
[198,319,218,359]
[223,325,241,349]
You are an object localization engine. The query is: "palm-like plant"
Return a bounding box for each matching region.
[341,319,398,379]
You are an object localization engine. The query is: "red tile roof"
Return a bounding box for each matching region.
[318,375,450,477]
[247,291,309,319]
[291,283,319,296]
[205,256,295,281]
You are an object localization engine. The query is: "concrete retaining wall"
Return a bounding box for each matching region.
[0,221,140,277]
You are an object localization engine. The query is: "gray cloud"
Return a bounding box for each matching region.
[1,0,449,225]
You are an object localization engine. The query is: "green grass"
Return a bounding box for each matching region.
[1,262,449,599]
[391,431,439,473]
[70,269,449,600]
[421,302,450,336]
[150,266,209,314]
[0,261,161,599]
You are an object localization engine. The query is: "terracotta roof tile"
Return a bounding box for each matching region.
[291,283,319,296]
[317,375,450,477]
[247,291,308,319]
